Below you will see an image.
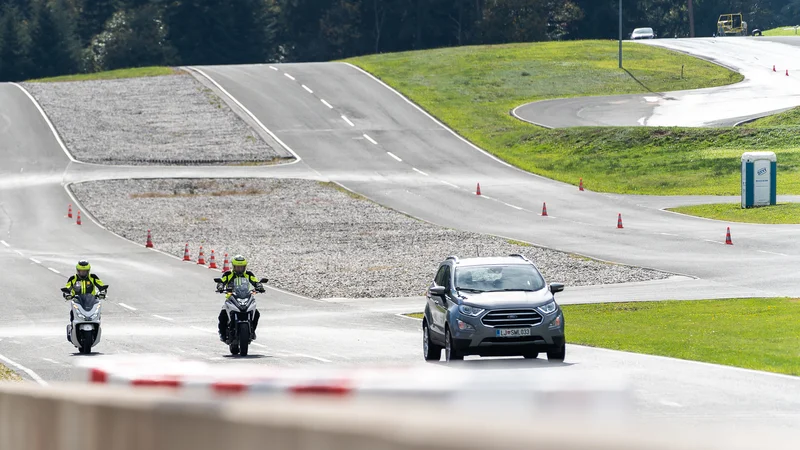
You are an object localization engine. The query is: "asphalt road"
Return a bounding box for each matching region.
[515,37,800,127]
[1,42,800,429]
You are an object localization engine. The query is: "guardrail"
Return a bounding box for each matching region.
[2,381,800,450]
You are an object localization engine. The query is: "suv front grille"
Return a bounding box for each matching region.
[481,309,542,328]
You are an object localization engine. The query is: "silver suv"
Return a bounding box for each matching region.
[422,254,565,362]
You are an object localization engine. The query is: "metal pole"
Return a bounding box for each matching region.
[688,0,695,37]
[618,0,622,68]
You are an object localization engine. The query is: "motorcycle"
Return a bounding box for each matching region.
[214,277,267,356]
[61,285,108,354]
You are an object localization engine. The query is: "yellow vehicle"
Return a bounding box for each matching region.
[717,13,748,36]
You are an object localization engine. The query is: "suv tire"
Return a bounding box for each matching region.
[547,343,566,362]
[423,321,443,361]
[445,328,464,361]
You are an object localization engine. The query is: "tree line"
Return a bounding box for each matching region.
[0,0,796,82]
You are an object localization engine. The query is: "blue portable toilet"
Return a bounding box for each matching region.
[741,151,776,208]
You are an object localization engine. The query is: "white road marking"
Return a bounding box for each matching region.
[363,134,378,145]
[0,240,8,247]
[269,66,278,71]
[704,239,725,245]
[294,353,332,363]
[342,115,355,127]
[284,73,295,81]
[321,99,333,109]
[19,168,23,173]
[252,343,267,348]
[29,258,40,264]
[0,353,48,386]
[659,399,683,408]
[481,195,493,200]
[638,117,646,125]
[42,358,61,365]
[504,203,523,210]
[47,268,60,274]
[14,250,23,256]
[758,250,789,257]
[11,83,76,163]
[153,315,175,322]
[118,303,137,311]
[659,233,678,236]
[413,168,428,176]
[302,84,313,94]
[387,152,402,162]
[173,348,186,353]
[441,181,459,188]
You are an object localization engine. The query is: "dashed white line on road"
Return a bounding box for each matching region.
[29,258,40,264]
[387,152,402,162]
[118,303,137,311]
[413,168,428,176]
[342,115,355,127]
[441,181,459,188]
[659,399,683,408]
[504,203,523,210]
[14,250,23,256]
[302,84,313,94]
[758,250,789,257]
[48,268,60,274]
[321,99,333,109]
[153,315,175,322]
[659,233,678,236]
[294,353,332,363]
[481,195,493,200]
[269,66,278,71]
[284,73,295,81]
[363,134,378,145]
[252,343,267,348]
[42,358,61,365]
[0,240,8,247]
[0,353,47,386]
[704,239,725,245]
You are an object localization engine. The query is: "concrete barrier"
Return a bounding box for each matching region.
[2,381,800,450]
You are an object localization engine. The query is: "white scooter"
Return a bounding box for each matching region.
[61,285,107,354]
[214,277,266,357]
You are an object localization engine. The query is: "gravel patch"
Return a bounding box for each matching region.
[71,178,672,299]
[22,74,290,165]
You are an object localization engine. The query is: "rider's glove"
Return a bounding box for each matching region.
[216,282,224,293]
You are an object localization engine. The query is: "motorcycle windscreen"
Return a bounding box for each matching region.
[74,293,99,310]
[232,278,251,299]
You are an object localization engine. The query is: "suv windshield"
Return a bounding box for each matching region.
[455,264,545,292]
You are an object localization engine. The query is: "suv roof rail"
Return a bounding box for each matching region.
[446,255,459,262]
[509,253,530,261]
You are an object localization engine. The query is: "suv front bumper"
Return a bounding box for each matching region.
[450,312,565,357]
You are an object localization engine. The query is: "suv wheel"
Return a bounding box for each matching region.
[445,328,464,361]
[547,343,566,362]
[423,321,443,361]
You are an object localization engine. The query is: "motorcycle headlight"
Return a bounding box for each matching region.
[538,301,558,315]
[458,305,485,317]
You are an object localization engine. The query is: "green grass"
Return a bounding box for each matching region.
[345,41,800,195]
[29,66,178,82]
[748,106,800,127]
[406,313,424,319]
[763,27,800,36]
[562,298,800,375]
[0,364,21,381]
[668,203,800,224]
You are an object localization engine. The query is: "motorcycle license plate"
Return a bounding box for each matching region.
[80,324,94,331]
[496,328,531,337]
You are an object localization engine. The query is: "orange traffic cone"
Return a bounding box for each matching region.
[476,183,481,196]
[145,230,154,248]
[773,65,777,72]
[725,227,733,245]
[222,253,230,272]
[68,204,73,219]
[787,69,790,77]
[197,246,206,265]
[541,202,548,216]
[76,211,82,225]
[617,213,623,229]
[208,250,218,269]
[183,243,191,261]
[579,178,584,191]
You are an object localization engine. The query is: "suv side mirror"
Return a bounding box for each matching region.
[429,286,446,297]
[549,283,564,294]
[259,278,268,283]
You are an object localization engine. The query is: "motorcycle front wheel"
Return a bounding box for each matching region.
[238,322,250,356]
[78,330,92,354]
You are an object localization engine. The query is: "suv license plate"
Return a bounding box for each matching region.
[496,328,531,337]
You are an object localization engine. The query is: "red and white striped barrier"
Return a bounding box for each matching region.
[71,355,633,415]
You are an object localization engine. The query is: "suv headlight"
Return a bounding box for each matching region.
[458,305,485,317]
[538,301,557,315]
